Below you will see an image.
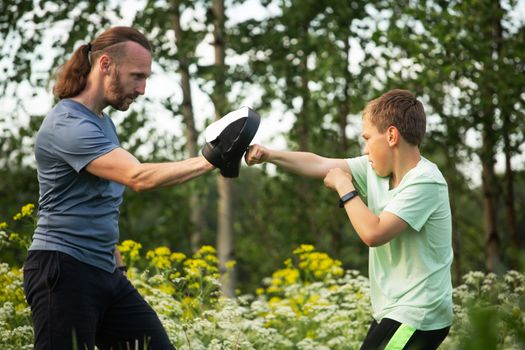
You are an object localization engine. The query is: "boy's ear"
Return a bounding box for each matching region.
[387,126,399,146]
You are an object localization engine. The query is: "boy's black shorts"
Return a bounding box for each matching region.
[23,250,175,350]
[360,317,450,350]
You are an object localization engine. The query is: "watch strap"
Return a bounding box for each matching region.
[339,190,358,208]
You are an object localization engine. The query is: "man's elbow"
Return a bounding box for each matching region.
[125,168,155,192]
[128,182,149,192]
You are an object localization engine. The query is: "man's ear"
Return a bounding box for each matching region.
[98,54,112,74]
[387,126,399,146]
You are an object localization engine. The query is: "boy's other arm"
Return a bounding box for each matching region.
[246,144,349,179]
[324,168,408,247]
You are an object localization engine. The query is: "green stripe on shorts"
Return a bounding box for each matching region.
[384,323,417,350]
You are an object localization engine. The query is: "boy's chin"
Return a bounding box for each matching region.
[374,169,390,178]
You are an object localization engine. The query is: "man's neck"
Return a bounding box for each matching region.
[70,80,106,117]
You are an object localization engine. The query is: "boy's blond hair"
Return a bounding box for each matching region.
[363,89,426,146]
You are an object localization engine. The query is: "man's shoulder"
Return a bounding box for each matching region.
[46,100,104,129]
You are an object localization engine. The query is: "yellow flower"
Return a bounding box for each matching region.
[118,240,142,253]
[188,282,200,290]
[197,245,216,255]
[225,260,236,269]
[170,252,186,263]
[267,285,281,294]
[256,288,265,295]
[21,203,35,217]
[204,254,218,264]
[268,296,282,305]
[0,222,7,229]
[293,244,314,255]
[8,233,20,242]
[169,272,181,279]
[13,213,22,221]
[146,246,173,269]
[184,258,208,269]
[332,266,344,277]
[158,283,175,295]
[306,329,317,339]
[154,246,171,256]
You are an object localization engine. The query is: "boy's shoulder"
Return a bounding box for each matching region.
[405,157,447,186]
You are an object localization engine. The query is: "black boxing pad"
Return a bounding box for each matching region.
[202,106,260,177]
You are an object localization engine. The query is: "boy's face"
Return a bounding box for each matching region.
[361,118,392,177]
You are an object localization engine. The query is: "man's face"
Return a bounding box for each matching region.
[105,42,152,111]
[361,118,392,177]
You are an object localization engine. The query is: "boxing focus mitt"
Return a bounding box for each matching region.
[202,106,260,178]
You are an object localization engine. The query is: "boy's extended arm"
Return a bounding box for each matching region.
[324,168,408,247]
[245,144,349,179]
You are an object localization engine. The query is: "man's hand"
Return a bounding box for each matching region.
[245,144,270,165]
[324,168,354,194]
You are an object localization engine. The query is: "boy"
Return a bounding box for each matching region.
[245,89,453,349]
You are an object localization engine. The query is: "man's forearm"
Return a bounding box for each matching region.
[128,156,215,192]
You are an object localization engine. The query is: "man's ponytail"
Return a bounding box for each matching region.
[53,43,92,99]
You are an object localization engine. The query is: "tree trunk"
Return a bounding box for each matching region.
[492,3,518,265]
[481,121,501,272]
[296,22,311,152]
[503,126,518,262]
[481,4,503,273]
[447,171,461,286]
[331,37,352,255]
[171,0,206,252]
[338,37,351,155]
[212,0,236,298]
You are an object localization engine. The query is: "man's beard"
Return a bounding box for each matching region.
[107,70,136,111]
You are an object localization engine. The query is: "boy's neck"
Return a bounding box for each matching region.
[390,146,421,189]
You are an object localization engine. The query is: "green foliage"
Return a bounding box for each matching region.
[1,215,524,349]
[1,0,524,312]
[441,270,525,349]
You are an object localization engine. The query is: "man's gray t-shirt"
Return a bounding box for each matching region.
[30,99,124,272]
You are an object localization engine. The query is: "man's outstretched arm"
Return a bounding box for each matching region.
[86,148,215,192]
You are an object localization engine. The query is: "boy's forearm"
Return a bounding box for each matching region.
[268,150,344,178]
[335,183,407,247]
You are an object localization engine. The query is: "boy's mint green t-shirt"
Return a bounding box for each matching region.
[347,155,453,330]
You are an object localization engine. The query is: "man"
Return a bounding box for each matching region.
[23,26,245,350]
[246,89,453,349]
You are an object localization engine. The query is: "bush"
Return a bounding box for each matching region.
[1,204,524,349]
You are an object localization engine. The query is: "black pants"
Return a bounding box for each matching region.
[23,250,175,350]
[360,318,450,350]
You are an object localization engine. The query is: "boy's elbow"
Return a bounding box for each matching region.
[361,231,386,247]
[362,236,379,247]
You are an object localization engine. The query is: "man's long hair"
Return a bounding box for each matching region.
[53,27,151,99]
